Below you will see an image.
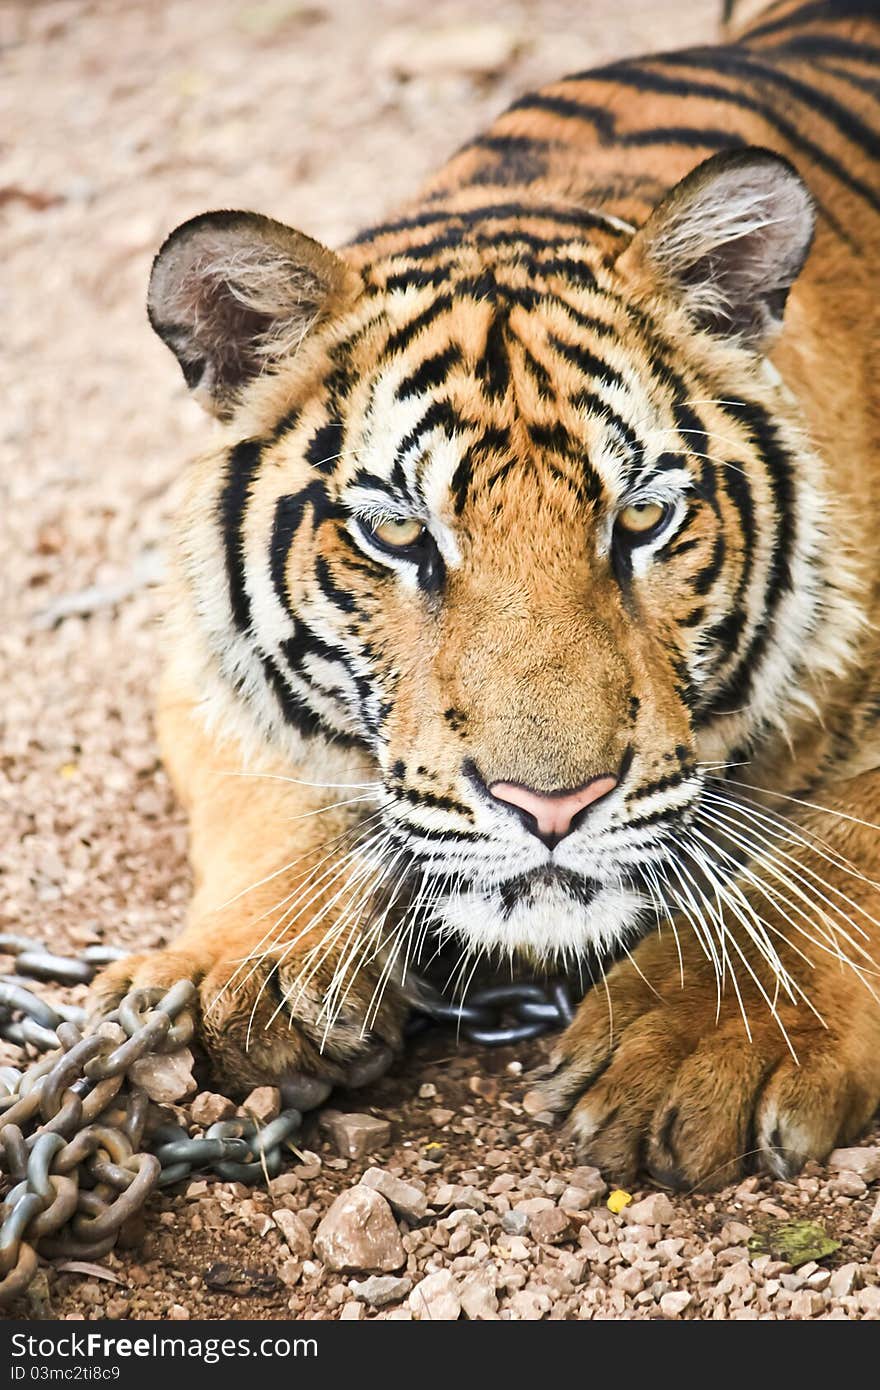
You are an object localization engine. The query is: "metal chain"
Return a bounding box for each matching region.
[0,934,577,1306]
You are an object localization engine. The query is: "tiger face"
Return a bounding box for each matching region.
[149,150,851,966]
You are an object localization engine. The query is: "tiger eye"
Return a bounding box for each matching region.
[617,501,667,536]
[371,517,426,549]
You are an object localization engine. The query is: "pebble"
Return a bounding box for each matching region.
[624,1193,676,1227]
[828,1263,860,1299]
[360,1168,428,1223]
[190,1092,237,1126]
[830,1172,868,1198]
[858,1287,880,1314]
[502,1210,530,1237]
[529,1209,573,1245]
[339,1302,363,1320]
[828,1146,880,1183]
[320,1111,392,1160]
[409,1270,461,1321]
[459,1272,499,1319]
[508,1289,550,1320]
[514,1197,556,1215]
[559,1185,601,1211]
[349,1274,412,1308]
[659,1290,692,1317]
[521,1088,550,1117]
[314,1188,406,1274]
[272,1209,313,1259]
[129,1047,196,1104]
[243,1086,281,1124]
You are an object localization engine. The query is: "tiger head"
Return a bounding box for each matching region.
[149,149,854,966]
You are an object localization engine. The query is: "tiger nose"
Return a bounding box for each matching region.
[488,775,618,848]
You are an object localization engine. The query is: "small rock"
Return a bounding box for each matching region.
[314,1188,406,1274]
[418,1083,438,1099]
[339,1302,363,1320]
[349,1274,412,1308]
[167,1305,190,1320]
[828,1146,880,1183]
[858,1286,880,1315]
[789,1290,826,1318]
[409,1270,461,1321]
[508,1289,550,1320]
[272,1209,312,1259]
[830,1172,868,1198]
[614,1267,644,1295]
[469,1075,498,1100]
[459,1272,499,1319]
[360,1168,428,1223]
[624,1193,676,1227]
[529,1209,573,1245]
[869,1193,880,1231]
[320,1111,392,1161]
[502,1210,529,1237]
[129,1047,196,1104]
[429,1108,455,1127]
[190,1092,237,1126]
[243,1086,281,1124]
[659,1290,692,1317]
[522,1088,549,1117]
[568,1166,607,1201]
[559,1185,601,1211]
[828,1263,860,1299]
[514,1197,555,1215]
[278,1261,303,1288]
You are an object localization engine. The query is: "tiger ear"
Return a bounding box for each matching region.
[147,211,357,418]
[614,148,815,349]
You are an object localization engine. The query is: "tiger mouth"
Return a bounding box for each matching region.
[496,866,603,916]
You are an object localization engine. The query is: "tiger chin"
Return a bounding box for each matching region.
[94,0,880,1190]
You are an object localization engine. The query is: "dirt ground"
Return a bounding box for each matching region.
[2,0,880,1322]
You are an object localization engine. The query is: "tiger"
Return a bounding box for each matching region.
[94,0,880,1189]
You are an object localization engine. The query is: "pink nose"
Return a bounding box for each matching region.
[488,776,618,844]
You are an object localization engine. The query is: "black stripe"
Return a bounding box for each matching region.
[354,199,628,246]
[768,33,880,68]
[701,457,757,668]
[270,483,330,610]
[743,1,880,43]
[220,439,263,635]
[314,554,358,614]
[395,345,462,401]
[508,91,747,153]
[305,421,345,474]
[691,531,726,596]
[381,296,453,359]
[696,400,796,721]
[666,47,880,166]
[617,52,880,215]
[478,312,511,402]
[549,334,625,391]
[570,389,639,455]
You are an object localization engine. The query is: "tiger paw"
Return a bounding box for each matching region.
[536,932,880,1189]
[90,937,406,1099]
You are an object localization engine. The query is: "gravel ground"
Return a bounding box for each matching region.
[2,0,879,1322]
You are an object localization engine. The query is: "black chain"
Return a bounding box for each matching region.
[0,934,578,1305]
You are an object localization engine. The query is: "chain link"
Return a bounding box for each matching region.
[0,934,578,1305]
